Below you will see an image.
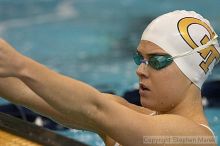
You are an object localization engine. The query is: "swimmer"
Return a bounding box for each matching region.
[0,10,218,146]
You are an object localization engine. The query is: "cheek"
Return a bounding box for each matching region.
[151,70,176,95]
[153,63,190,91]
[150,65,189,105]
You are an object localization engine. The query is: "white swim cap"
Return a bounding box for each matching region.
[141,10,220,88]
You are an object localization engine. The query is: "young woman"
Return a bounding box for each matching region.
[0,10,218,146]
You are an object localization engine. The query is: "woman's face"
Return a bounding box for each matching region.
[136,40,191,112]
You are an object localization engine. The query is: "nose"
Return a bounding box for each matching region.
[136,63,149,78]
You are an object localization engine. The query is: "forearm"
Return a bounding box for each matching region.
[0,77,70,123]
[17,56,101,118]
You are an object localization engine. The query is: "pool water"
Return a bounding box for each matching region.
[0,0,219,146]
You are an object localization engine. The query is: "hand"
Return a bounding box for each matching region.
[0,38,25,77]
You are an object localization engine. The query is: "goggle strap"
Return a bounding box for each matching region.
[172,35,218,59]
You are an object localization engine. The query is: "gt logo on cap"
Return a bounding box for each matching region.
[177,17,220,73]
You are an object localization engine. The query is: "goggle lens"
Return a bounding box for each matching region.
[133,53,173,70]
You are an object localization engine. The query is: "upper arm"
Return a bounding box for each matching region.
[96,93,154,144]
[92,94,211,146]
[101,93,154,114]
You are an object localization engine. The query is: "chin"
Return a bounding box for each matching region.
[140,96,155,110]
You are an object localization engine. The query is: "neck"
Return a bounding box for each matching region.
[157,84,208,124]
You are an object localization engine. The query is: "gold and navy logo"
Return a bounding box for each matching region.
[177,17,220,73]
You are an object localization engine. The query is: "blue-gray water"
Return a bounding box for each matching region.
[0,0,219,146]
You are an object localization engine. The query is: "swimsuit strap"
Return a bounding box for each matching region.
[199,124,215,137]
[149,111,157,116]
[114,142,120,146]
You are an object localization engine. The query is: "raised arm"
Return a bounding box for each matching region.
[0,77,103,132]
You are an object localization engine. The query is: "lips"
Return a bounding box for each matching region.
[139,83,150,91]
[139,83,150,96]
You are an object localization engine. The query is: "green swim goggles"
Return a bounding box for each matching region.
[133,53,173,70]
[134,35,218,70]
